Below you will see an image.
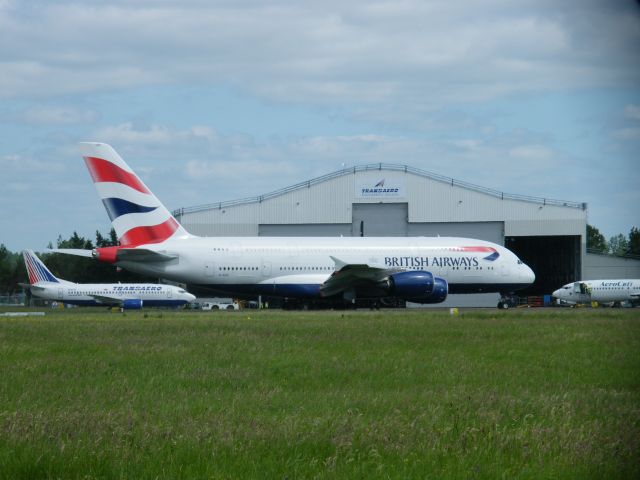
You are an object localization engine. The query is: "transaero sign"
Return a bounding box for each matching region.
[355,176,406,199]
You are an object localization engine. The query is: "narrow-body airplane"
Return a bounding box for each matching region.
[52,143,535,307]
[552,279,640,306]
[22,250,195,309]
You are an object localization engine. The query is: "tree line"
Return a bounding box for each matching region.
[587,225,640,257]
[0,229,153,295]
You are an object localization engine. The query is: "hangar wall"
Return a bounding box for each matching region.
[174,164,591,302]
[583,253,640,279]
[176,165,587,240]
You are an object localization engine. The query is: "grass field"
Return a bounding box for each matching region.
[0,308,639,479]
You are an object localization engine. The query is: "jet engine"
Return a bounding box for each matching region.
[385,271,448,304]
[122,299,144,310]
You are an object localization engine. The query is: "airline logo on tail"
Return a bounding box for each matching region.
[81,143,186,246]
[23,250,59,284]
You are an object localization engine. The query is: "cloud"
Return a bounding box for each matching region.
[0,0,638,113]
[5,106,98,125]
[624,104,640,120]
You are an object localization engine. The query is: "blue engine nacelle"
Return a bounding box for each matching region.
[122,299,143,310]
[387,271,449,304]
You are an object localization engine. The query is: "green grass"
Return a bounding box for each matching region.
[0,308,639,479]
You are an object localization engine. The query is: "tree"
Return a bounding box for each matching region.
[629,227,640,256]
[586,224,608,253]
[608,234,629,256]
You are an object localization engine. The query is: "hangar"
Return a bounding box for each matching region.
[174,164,594,306]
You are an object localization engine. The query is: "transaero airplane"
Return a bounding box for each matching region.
[552,279,640,306]
[22,250,195,309]
[52,143,535,308]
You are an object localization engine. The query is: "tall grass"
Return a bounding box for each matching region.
[0,309,638,478]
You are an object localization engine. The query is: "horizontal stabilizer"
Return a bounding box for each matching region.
[116,248,178,263]
[19,282,45,291]
[48,248,94,258]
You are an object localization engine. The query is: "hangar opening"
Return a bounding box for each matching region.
[505,235,581,295]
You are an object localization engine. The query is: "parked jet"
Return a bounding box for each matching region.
[22,250,195,309]
[552,279,640,306]
[51,143,535,308]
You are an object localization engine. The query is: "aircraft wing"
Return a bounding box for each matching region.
[89,294,123,306]
[320,256,401,297]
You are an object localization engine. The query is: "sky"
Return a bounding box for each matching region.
[1,0,639,252]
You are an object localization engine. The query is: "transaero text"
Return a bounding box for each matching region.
[385,256,480,268]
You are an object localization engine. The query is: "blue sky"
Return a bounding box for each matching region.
[1,0,639,252]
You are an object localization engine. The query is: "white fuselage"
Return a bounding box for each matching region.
[30,282,195,307]
[116,235,535,298]
[553,279,640,305]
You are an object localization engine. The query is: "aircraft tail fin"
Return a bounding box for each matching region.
[80,142,191,247]
[22,250,60,284]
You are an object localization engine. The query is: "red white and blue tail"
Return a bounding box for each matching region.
[23,250,59,284]
[80,143,190,246]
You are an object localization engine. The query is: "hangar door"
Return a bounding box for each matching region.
[352,203,408,236]
[408,222,504,245]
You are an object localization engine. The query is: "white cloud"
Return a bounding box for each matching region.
[624,104,640,120]
[14,106,98,125]
[0,1,638,111]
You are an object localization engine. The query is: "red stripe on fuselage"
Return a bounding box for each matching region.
[119,217,179,246]
[84,156,150,194]
[460,246,496,253]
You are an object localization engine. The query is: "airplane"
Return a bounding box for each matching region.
[552,279,640,306]
[21,249,196,309]
[50,142,535,308]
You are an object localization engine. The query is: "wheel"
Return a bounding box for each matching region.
[212,305,219,310]
[497,302,503,309]
[226,305,234,310]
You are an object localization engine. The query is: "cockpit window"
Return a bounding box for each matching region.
[517,260,523,264]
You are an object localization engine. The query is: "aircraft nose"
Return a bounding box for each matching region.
[552,289,561,298]
[523,264,535,284]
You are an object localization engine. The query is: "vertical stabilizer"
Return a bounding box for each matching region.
[80,142,190,246]
[22,250,59,284]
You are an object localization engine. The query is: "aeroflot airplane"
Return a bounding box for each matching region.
[553,279,640,306]
[22,250,195,309]
[52,143,535,307]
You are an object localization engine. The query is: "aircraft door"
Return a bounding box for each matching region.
[166,288,172,299]
[58,288,64,300]
[262,260,272,277]
[204,262,215,277]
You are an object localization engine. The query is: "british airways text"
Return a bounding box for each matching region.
[384,256,480,268]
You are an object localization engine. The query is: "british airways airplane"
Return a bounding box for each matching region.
[52,143,535,308]
[22,250,195,309]
[553,279,640,306]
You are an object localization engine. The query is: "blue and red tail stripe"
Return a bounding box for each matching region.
[102,198,158,221]
[119,217,180,246]
[24,251,59,284]
[84,156,150,194]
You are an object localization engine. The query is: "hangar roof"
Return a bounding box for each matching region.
[174,163,586,215]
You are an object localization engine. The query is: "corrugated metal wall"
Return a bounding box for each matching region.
[178,167,587,239]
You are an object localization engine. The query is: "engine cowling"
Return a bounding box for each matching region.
[387,271,448,304]
[122,299,143,310]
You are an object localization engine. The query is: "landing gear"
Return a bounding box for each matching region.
[498,294,517,309]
